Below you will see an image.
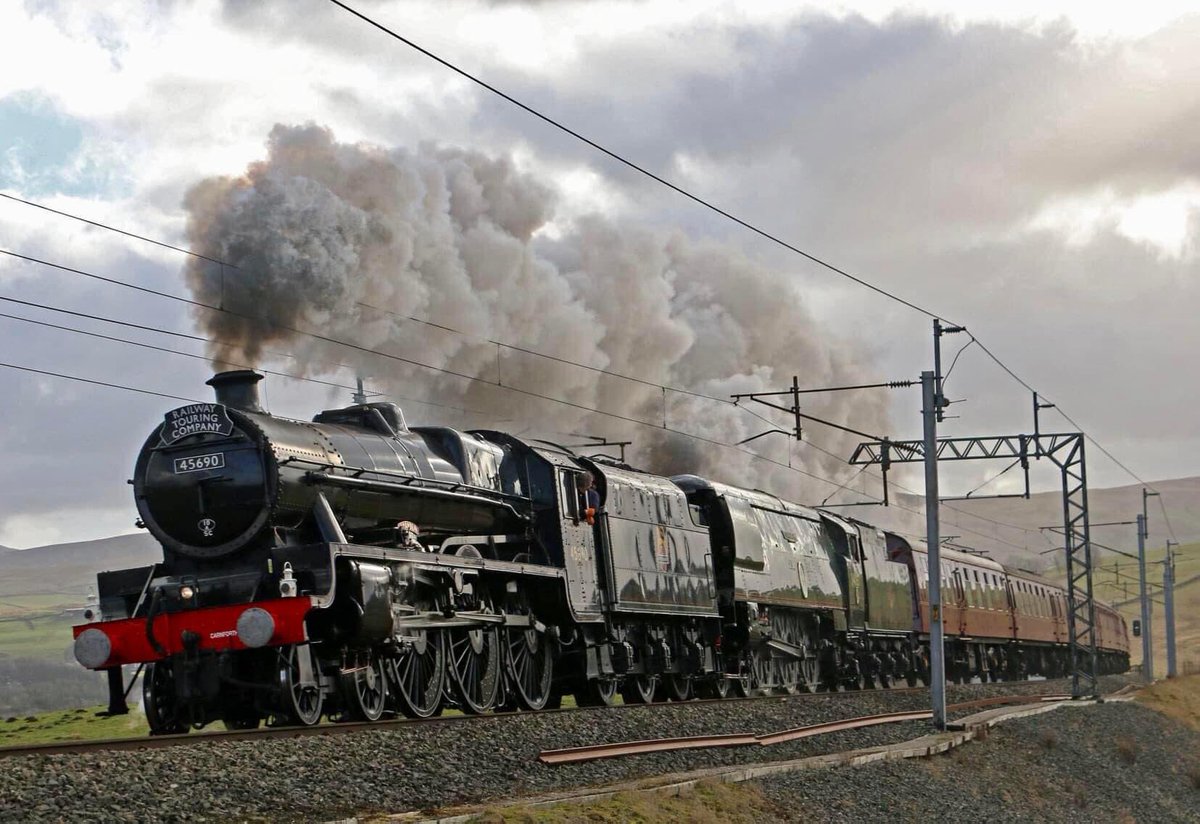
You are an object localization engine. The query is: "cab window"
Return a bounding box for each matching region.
[559,471,581,521]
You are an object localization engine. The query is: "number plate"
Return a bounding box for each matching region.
[173,453,226,474]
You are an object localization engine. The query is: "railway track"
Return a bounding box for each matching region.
[0,680,1074,760]
[537,694,1071,764]
[0,679,1140,823]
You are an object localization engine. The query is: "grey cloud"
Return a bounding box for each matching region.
[180,123,888,500]
[5,5,1198,547]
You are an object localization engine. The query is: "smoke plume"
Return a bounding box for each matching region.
[183,124,889,501]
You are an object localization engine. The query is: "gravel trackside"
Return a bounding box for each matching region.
[755,700,1200,823]
[0,676,1134,822]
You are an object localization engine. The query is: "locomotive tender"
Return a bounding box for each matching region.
[73,371,1129,732]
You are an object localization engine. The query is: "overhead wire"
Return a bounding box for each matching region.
[0,192,218,263]
[1156,495,1180,545]
[955,458,1023,500]
[0,248,883,495]
[320,0,1172,506]
[0,361,199,403]
[0,294,489,416]
[0,197,1115,542]
[940,336,975,393]
[0,246,1039,552]
[0,191,1050,547]
[0,309,488,417]
[324,1,938,320]
[1,194,847,412]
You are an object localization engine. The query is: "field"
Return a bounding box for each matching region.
[1045,541,1200,676]
[0,609,111,716]
[0,706,148,746]
[1137,674,1200,731]
[0,611,79,664]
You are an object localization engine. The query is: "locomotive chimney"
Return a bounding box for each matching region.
[206,370,265,414]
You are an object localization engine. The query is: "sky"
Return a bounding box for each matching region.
[0,0,1197,548]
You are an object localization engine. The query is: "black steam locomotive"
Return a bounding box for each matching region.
[74,371,1128,732]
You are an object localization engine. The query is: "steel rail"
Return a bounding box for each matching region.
[753,709,933,748]
[0,683,920,759]
[0,683,1075,760]
[537,693,1076,765]
[538,732,760,764]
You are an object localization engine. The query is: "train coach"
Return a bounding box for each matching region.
[72,370,1128,733]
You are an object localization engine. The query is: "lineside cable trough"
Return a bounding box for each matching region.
[537,697,1070,765]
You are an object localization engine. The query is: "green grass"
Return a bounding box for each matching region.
[0,593,78,615]
[0,612,78,663]
[0,705,149,746]
[1043,542,1200,606]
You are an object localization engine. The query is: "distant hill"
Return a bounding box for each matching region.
[0,533,159,598]
[918,475,1200,569]
[816,475,1199,577]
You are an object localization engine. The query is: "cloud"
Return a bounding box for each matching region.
[1,2,1197,549]
[179,123,888,499]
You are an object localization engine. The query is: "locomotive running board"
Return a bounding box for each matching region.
[330,543,567,580]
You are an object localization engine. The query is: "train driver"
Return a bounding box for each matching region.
[576,471,600,525]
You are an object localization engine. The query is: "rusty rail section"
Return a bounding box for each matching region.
[754,709,931,748]
[538,693,1075,765]
[537,732,760,764]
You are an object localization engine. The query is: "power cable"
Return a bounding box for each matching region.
[324,1,938,319]
[820,462,872,506]
[739,393,1041,542]
[0,310,487,417]
[0,249,1037,552]
[0,192,220,263]
[968,335,1161,492]
[0,361,198,403]
[0,248,882,495]
[0,296,490,416]
[940,337,975,393]
[956,458,1022,499]
[321,0,1169,498]
[1,195,1159,513]
[0,200,1084,547]
[1,194,832,410]
[1156,495,1180,544]
[2,247,1041,551]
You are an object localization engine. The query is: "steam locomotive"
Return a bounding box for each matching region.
[73,371,1129,732]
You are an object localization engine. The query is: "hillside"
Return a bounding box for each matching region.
[883,475,1200,571]
[0,532,159,600]
[0,533,159,714]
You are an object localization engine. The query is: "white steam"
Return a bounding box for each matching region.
[182,123,889,501]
